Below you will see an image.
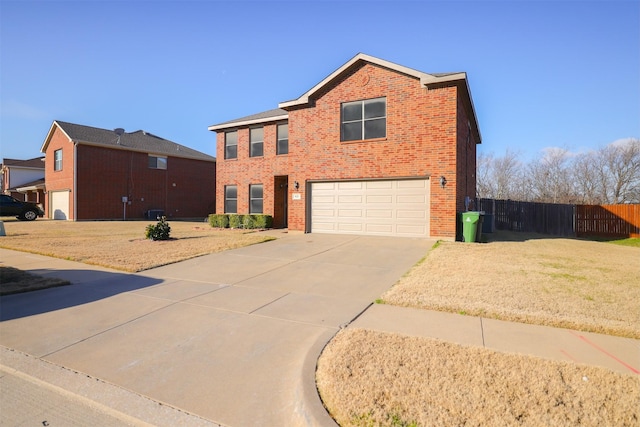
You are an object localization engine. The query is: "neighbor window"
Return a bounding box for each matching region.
[148,155,167,169]
[250,127,264,157]
[225,185,237,213]
[277,123,288,155]
[54,149,63,171]
[225,131,238,159]
[249,184,263,214]
[341,97,386,141]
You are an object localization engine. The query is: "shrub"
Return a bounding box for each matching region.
[208,214,229,228]
[242,215,256,229]
[145,216,171,241]
[254,215,273,229]
[228,214,242,229]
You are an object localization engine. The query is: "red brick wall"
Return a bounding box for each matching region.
[215,62,475,239]
[215,122,291,215]
[44,127,76,218]
[75,145,215,220]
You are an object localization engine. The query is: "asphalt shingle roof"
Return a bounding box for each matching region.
[55,121,215,162]
[2,157,45,169]
[209,108,288,129]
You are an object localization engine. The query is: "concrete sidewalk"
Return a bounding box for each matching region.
[350,304,640,376]
[1,232,638,427]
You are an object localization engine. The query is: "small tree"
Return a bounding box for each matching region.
[145,216,171,241]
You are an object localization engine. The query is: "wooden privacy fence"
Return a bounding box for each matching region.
[476,199,640,238]
[576,204,640,238]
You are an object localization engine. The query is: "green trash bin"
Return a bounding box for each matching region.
[462,211,481,242]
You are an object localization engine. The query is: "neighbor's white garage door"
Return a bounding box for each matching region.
[311,179,430,237]
[50,190,70,220]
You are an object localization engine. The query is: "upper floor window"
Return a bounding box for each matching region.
[341,97,386,141]
[148,155,167,169]
[277,123,288,155]
[225,185,237,213]
[249,184,263,214]
[54,149,63,171]
[225,131,238,159]
[250,127,264,157]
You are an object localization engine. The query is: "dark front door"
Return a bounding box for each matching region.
[273,176,288,229]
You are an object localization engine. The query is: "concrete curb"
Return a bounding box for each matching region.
[1,346,222,427]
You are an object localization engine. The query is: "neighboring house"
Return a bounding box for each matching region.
[40,121,216,220]
[1,157,46,205]
[208,53,481,239]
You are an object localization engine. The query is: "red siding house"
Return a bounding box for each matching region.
[41,121,216,220]
[209,54,481,239]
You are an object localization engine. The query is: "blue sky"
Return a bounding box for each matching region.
[1,0,638,162]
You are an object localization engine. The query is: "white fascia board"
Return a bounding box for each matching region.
[207,114,288,131]
[279,53,434,109]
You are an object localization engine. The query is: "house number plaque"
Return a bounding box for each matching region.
[292,193,301,200]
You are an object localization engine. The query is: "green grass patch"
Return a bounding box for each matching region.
[606,237,640,248]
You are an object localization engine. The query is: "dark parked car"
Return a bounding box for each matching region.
[0,195,44,221]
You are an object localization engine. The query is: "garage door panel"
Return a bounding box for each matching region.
[313,195,336,203]
[366,209,393,218]
[366,195,393,203]
[338,209,363,218]
[311,179,430,237]
[397,210,427,219]
[366,181,393,189]
[337,223,363,232]
[338,182,363,190]
[338,195,363,203]
[313,182,336,190]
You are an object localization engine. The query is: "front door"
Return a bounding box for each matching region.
[273,176,288,229]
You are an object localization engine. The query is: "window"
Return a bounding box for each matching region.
[54,149,62,171]
[277,123,288,155]
[225,185,237,213]
[225,131,238,159]
[148,155,167,169]
[341,97,386,141]
[250,127,263,157]
[249,184,263,214]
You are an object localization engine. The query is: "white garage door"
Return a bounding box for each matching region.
[311,179,430,237]
[51,190,70,220]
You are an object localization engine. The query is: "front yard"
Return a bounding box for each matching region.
[317,232,640,427]
[0,218,274,273]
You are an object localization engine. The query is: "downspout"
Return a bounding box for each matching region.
[74,142,78,220]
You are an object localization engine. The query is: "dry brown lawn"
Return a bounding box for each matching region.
[317,232,640,426]
[0,219,274,272]
[382,232,640,339]
[317,329,640,427]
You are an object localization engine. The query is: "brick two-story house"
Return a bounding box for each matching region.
[209,53,481,239]
[41,121,216,220]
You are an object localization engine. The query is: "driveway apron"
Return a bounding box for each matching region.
[0,232,433,426]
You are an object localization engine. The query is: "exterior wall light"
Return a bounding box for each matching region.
[440,176,447,188]
[294,181,300,190]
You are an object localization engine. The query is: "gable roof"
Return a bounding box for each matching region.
[208,108,288,131]
[41,121,215,162]
[279,53,480,144]
[1,157,45,170]
[279,53,466,109]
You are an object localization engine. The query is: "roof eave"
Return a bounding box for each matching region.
[207,114,289,131]
[279,53,434,109]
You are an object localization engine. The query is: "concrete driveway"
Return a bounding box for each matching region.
[0,232,433,426]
